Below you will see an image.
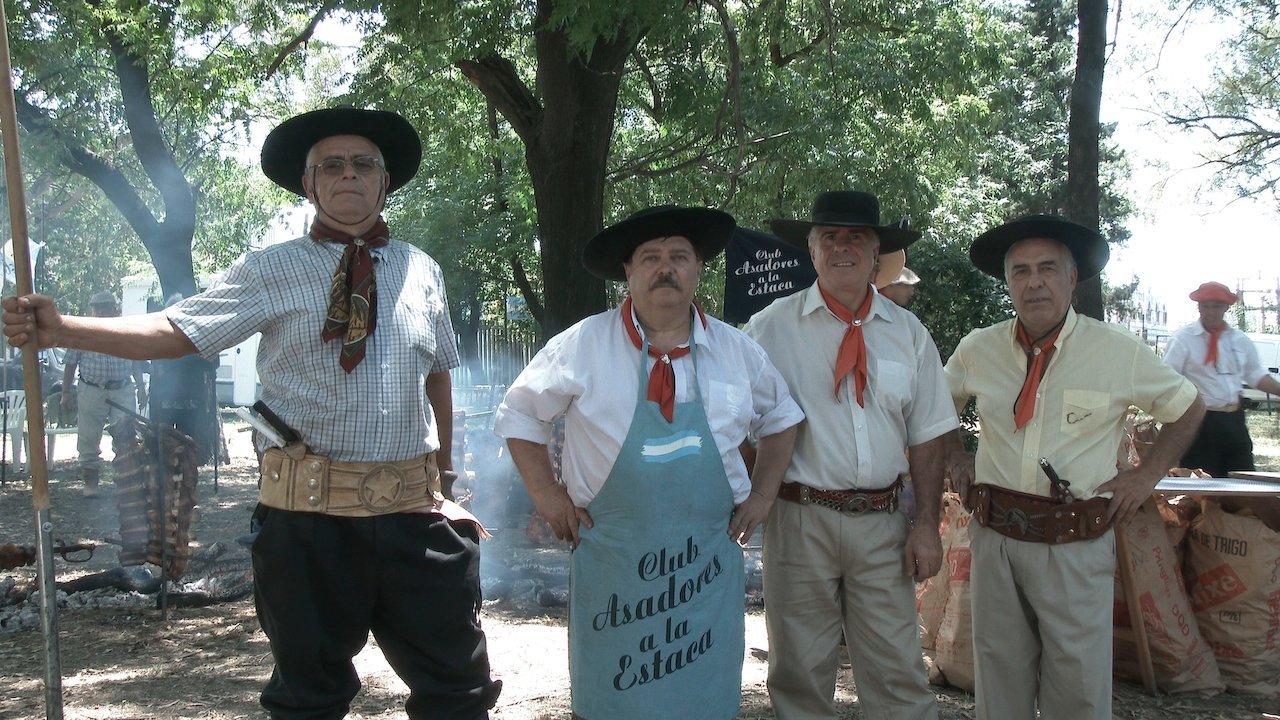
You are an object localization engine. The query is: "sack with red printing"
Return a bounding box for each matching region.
[1186,500,1280,696]
[917,494,956,651]
[926,493,975,691]
[1113,500,1223,694]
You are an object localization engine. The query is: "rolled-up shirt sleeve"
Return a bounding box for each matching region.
[1133,348,1199,423]
[943,345,971,414]
[747,342,805,438]
[494,335,580,445]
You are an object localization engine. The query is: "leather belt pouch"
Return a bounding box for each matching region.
[259,445,443,517]
[968,484,1110,545]
[777,479,901,514]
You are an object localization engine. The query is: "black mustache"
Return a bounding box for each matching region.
[650,277,681,290]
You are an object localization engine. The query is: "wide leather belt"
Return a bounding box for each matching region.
[80,377,128,390]
[777,479,901,514]
[259,445,444,517]
[1206,403,1241,413]
[967,483,1110,545]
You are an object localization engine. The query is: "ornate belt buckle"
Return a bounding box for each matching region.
[359,464,408,513]
[1004,507,1032,536]
[842,494,871,514]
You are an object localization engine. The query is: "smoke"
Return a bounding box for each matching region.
[460,427,533,530]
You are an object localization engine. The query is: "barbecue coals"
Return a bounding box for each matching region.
[1,542,252,632]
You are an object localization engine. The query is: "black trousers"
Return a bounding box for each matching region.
[1180,408,1255,479]
[251,507,501,720]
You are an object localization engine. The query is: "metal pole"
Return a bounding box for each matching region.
[0,4,61,717]
[2,388,9,485]
[157,415,168,620]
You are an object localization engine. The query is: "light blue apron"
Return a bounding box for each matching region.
[569,335,745,720]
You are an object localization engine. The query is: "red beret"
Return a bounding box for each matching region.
[1189,281,1239,304]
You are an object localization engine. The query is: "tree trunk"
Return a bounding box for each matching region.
[523,36,617,336]
[16,11,212,458]
[1067,0,1107,320]
[458,295,486,385]
[458,1,644,338]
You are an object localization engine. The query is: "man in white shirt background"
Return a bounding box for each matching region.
[1163,280,1280,477]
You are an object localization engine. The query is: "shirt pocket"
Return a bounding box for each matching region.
[1225,344,1247,377]
[708,379,750,439]
[874,359,912,411]
[1060,389,1109,438]
[399,304,438,364]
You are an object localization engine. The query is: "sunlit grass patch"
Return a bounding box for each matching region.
[1247,408,1280,473]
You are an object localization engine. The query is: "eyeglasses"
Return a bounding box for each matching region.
[307,155,384,177]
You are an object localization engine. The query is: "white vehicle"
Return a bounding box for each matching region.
[1243,332,1280,408]
[122,274,262,406]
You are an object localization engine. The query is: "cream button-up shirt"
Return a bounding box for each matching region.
[744,284,959,491]
[945,308,1198,499]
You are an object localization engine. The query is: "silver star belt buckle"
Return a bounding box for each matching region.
[358,464,408,512]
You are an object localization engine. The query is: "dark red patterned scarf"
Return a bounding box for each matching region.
[311,217,390,372]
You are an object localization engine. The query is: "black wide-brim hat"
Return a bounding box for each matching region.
[769,190,921,254]
[582,206,736,281]
[969,214,1109,280]
[261,107,422,197]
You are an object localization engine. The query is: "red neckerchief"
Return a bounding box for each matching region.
[1013,315,1066,430]
[311,217,390,373]
[1203,324,1224,367]
[620,296,708,422]
[819,283,875,406]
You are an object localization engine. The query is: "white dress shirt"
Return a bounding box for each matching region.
[1164,321,1272,409]
[494,305,804,506]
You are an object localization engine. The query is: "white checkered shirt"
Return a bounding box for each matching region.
[166,235,459,462]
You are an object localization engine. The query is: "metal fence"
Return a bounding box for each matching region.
[452,323,541,413]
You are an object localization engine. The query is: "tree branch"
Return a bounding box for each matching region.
[631,49,662,117]
[510,256,544,329]
[769,28,828,66]
[608,130,791,183]
[265,4,337,78]
[14,93,160,240]
[703,0,745,201]
[456,54,544,147]
[98,14,195,239]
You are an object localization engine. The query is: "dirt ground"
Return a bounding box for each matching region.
[1,415,1278,719]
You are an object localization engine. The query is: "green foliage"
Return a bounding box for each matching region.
[8,0,318,296]
[346,0,1134,347]
[1102,275,1141,324]
[189,156,280,272]
[9,0,1136,355]
[1,181,146,313]
[344,22,541,336]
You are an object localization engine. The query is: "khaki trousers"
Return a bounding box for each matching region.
[763,499,936,720]
[970,524,1115,720]
[76,381,135,471]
